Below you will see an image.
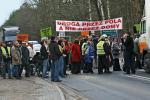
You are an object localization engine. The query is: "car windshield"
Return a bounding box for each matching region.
[29,41,39,45]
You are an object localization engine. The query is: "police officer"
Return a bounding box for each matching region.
[97,36,107,74]
[1,42,12,79]
[97,35,112,74]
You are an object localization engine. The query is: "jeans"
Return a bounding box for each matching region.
[2,61,12,78]
[51,59,60,81]
[59,56,64,77]
[42,59,49,78]
[12,64,21,79]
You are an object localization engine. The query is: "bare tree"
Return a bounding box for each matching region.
[2,0,145,37]
[106,0,110,19]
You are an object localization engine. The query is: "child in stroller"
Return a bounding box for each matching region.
[32,52,43,76]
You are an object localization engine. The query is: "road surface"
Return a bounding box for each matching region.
[57,70,150,100]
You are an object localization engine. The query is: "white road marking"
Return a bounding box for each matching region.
[78,75,95,80]
[122,74,150,82]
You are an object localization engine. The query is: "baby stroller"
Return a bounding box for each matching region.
[32,52,43,77]
[28,59,36,76]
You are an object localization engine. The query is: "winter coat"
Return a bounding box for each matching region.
[104,41,111,55]
[124,36,134,54]
[71,43,81,62]
[40,45,48,60]
[112,42,120,59]
[20,46,30,65]
[49,41,62,60]
[84,44,95,63]
[11,46,22,65]
[27,46,36,60]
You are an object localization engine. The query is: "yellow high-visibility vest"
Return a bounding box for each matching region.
[97,41,105,55]
[1,47,11,56]
[82,42,88,55]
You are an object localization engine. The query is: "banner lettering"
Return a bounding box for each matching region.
[56,17,123,32]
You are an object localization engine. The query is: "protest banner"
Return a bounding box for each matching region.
[56,17,123,32]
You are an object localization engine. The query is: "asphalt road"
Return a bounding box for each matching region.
[58,70,150,100]
[0,77,63,100]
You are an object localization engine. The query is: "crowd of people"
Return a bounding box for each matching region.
[0,32,145,82]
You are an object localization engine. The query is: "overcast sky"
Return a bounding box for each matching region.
[0,0,23,26]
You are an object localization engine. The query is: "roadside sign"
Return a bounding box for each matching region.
[40,27,52,38]
[101,30,117,36]
[29,32,35,34]
[134,24,141,33]
[59,31,65,37]
[17,34,29,42]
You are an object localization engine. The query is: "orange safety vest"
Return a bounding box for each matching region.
[139,41,147,54]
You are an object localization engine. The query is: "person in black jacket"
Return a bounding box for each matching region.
[40,40,49,78]
[0,41,3,77]
[49,36,62,82]
[1,42,12,79]
[124,32,135,74]
[19,42,30,77]
[103,39,112,73]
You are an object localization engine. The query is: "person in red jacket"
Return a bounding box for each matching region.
[71,40,81,74]
[64,40,70,75]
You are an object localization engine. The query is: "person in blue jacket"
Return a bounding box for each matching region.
[84,40,95,74]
